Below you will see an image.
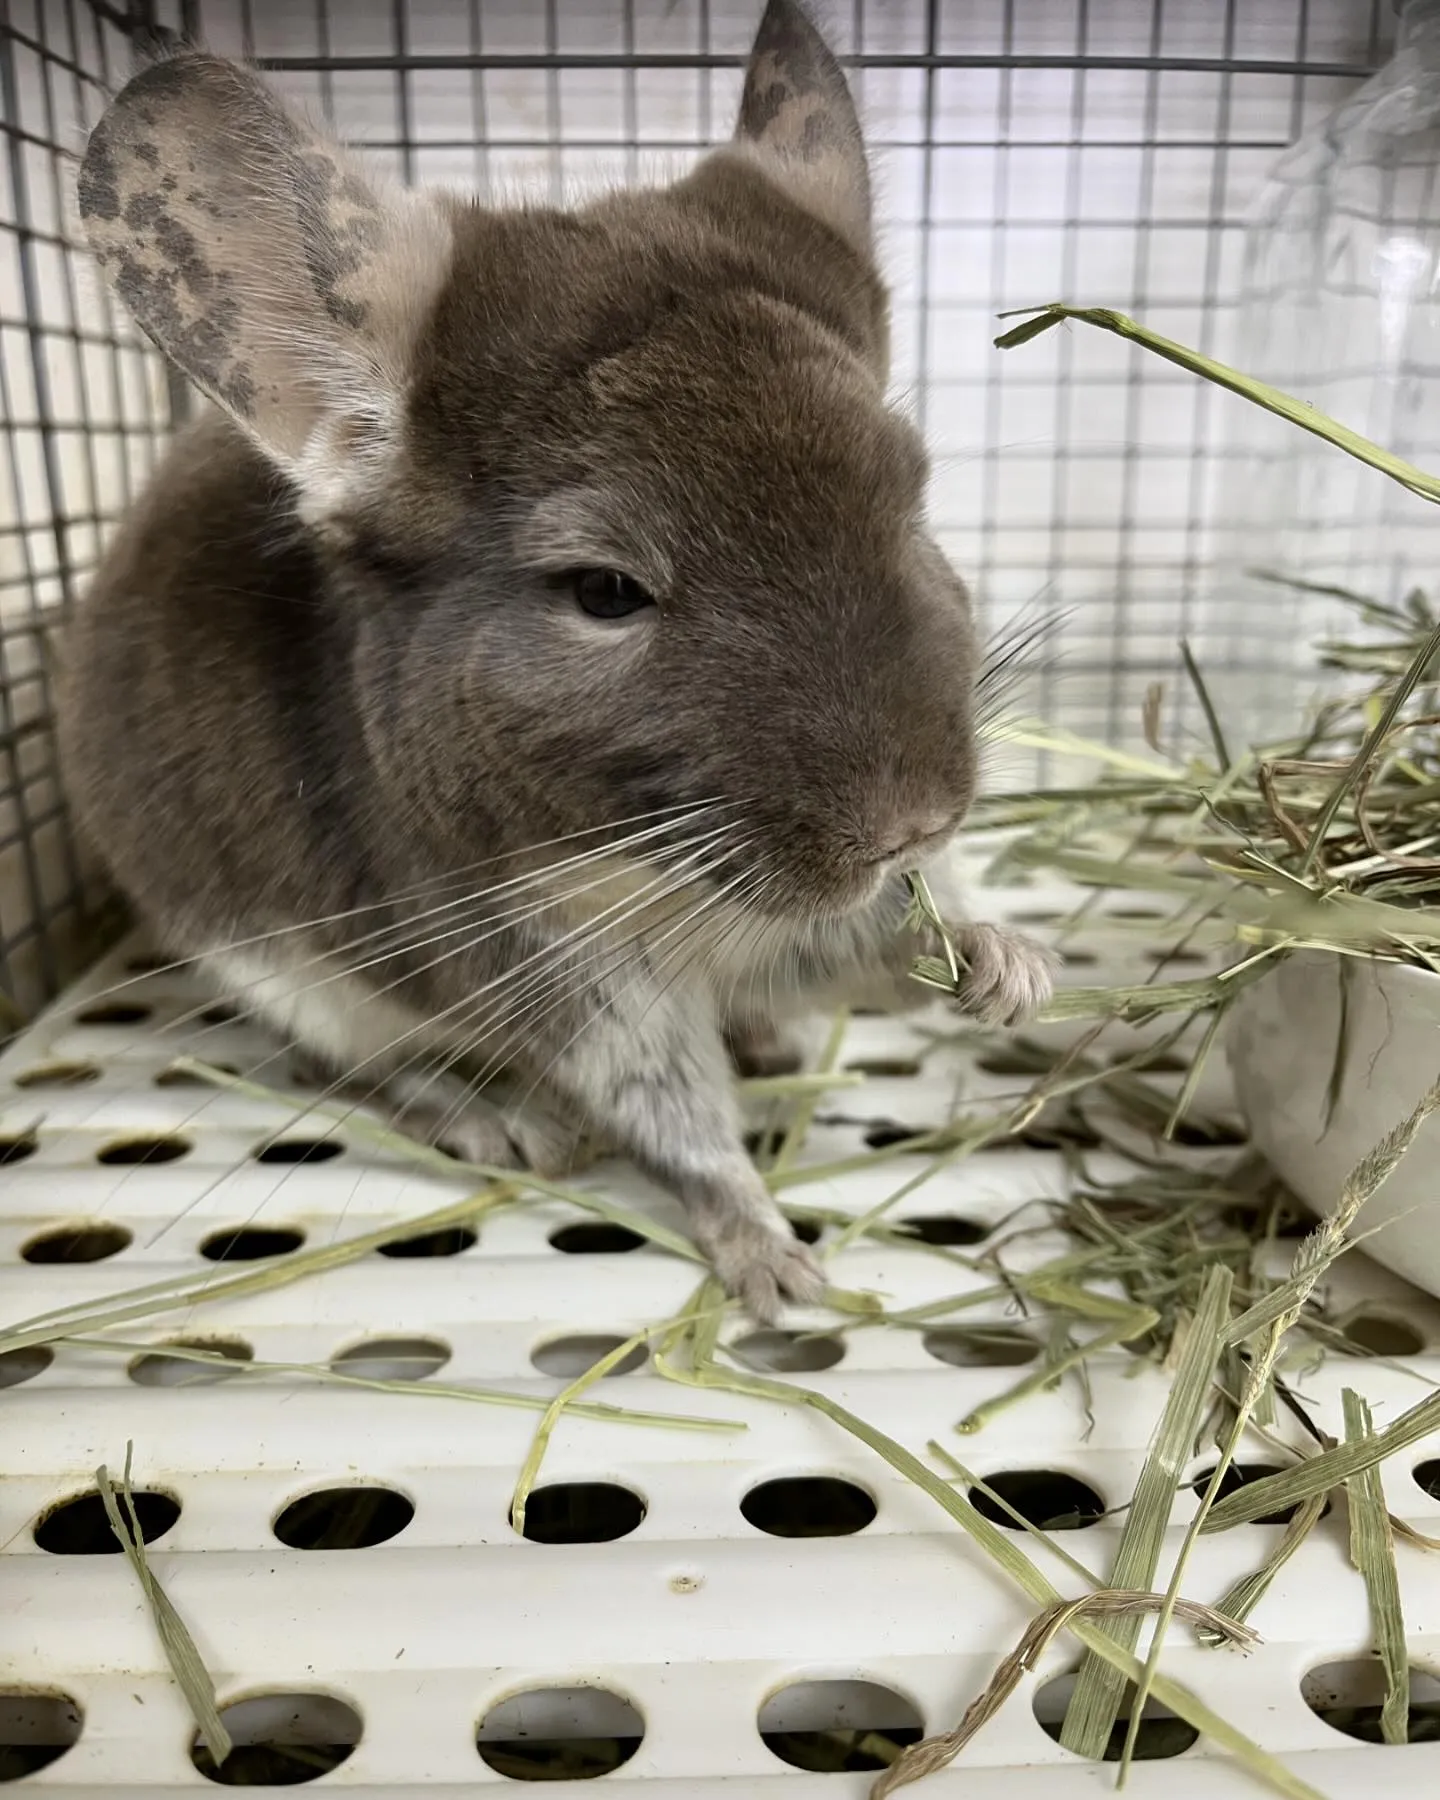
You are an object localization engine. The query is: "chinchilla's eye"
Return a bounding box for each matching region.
[571,568,656,621]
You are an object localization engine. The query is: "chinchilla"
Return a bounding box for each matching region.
[60,0,1055,1319]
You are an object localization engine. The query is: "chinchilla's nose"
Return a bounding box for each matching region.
[864,806,965,867]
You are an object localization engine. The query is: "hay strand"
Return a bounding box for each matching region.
[1059,1264,1233,1759]
[994,304,1440,507]
[872,1590,1258,1798]
[1343,1388,1410,1746]
[96,1445,232,1765]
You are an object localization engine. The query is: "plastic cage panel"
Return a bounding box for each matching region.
[4,887,1440,1794]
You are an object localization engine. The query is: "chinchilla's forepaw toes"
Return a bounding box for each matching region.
[952,922,1058,1026]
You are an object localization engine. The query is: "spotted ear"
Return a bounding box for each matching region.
[77,52,452,476]
[731,0,871,254]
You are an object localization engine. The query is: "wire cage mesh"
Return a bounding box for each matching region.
[8,8,1440,1796]
[0,0,1397,1020]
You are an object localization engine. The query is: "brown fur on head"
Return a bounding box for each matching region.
[75,0,978,925]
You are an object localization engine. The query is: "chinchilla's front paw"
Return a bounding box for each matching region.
[950,922,1057,1026]
[695,1194,826,1324]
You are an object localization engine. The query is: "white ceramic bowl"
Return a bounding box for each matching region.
[1226,949,1440,1298]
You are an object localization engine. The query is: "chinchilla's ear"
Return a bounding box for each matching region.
[729,0,871,255]
[77,51,452,493]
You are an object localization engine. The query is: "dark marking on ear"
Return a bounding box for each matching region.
[798,110,843,160]
[290,149,379,329]
[123,191,165,231]
[731,0,871,249]
[111,243,255,416]
[740,80,790,138]
[78,51,451,467]
[740,1,838,142]
[77,135,120,221]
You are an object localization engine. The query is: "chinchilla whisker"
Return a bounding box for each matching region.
[144,816,737,1058]
[262,823,738,1012]
[336,854,747,1151]
[975,604,1070,721]
[69,825,737,1147]
[439,839,759,1095]
[693,870,775,1026]
[495,864,763,1126]
[134,829,743,1192]
[427,840,762,1114]
[68,800,731,1018]
[650,868,774,1021]
[256,835,746,1160]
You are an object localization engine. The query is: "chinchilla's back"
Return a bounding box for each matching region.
[58,412,389,950]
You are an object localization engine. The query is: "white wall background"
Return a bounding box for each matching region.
[0,0,1396,1010]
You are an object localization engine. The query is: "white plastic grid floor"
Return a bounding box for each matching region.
[2,886,1440,1794]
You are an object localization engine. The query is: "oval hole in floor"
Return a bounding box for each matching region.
[13,1061,100,1089]
[758,1679,924,1773]
[330,1336,451,1382]
[863,1123,930,1151]
[1222,1198,1312,1240]
[154,1062,240,1088]
[1413,1459,1440,1500]
[741,1476,876,1538]
[1115,1049,1189,1074]
[191,1692,362,1785]
[76,1002,152,1026]
[513,1481,646,1545]
[1341,1312,1427,1358]
[199,1004,241,1025]
[977,1050,1044,1077]
[1302,1659,1440,1745]
[1109,907,1166,921]
[968,1469,1105,1531]
[21,1222,132,1265]
[897,1214,987,1246]
[128,1337,255,1388]
[96,1134,191,1166]
[477,1686,644,1780]
[547,1221,645,1255]
[787,1214,823,1245]
[923,1326,1040,1368]
[844,1056,923,1078]
[377,1225,478,1258]
[530,1335,647,1379]
[1190,1462,1315,1527]
[254,1139,345,1166]
[125,951,177,973]
[1017,1120,1103,1152]
[34,1489,180,1556]
[273,1486,415,1550]
[1034,1670,1199,1760]
[200,1226,306,1262]
[1168,1117,1248,1149]
[731,1329,846,1374]
[0,1135,36,1166]
[0,1690,83,1781]
[0,1346,53,1390]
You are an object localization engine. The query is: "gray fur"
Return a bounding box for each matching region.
[61,1,1054,1321]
